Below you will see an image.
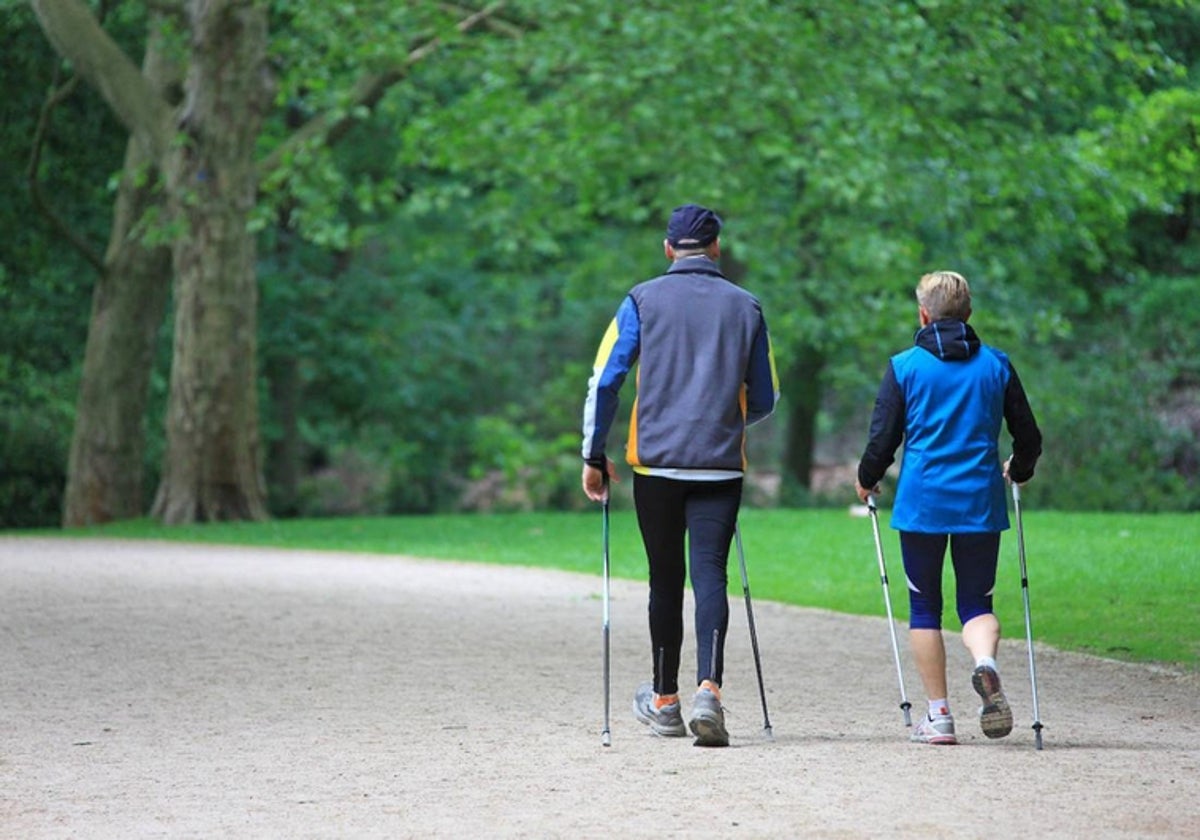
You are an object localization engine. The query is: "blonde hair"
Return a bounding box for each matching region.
[916,270,972,321]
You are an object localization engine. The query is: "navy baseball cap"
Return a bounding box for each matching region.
[666,204,722,248]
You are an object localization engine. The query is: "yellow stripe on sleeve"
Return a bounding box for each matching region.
[592,319,620,369]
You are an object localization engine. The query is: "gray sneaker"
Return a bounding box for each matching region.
[911,712,957,745]
[972,665,1014,739]
[632,682,687,736]
[688,685,729,747]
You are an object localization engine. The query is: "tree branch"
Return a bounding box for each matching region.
[27,68,107,274]
[259,1,509,177]
[438,1,525,38]
[30,0,175,162]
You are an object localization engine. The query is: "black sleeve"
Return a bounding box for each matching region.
[1003,362,1043,483]
[857,362,906,489]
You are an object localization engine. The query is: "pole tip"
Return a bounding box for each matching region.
[601,732,611,747]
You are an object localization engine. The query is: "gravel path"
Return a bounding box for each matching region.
[1,537,1197,839]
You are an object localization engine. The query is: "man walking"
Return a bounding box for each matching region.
[856,270,1042,745]
[581,204,779,747]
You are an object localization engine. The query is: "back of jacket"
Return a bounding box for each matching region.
[891,331,1011,532]
[581,256,777,475]
[631,265,764,471]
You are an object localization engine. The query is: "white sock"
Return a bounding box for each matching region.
[929,698,950,718]
[976,656,998,673]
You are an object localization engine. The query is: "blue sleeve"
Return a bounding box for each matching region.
[745,314,779,426]
[581,296,641,463]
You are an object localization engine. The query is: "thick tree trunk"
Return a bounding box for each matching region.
[781,345,825,496]
[62,168,171,526]
[62,28,177,527]
[151,1,271,524]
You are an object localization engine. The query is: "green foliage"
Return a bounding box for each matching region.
[1019,349,1193,512]
[1123,273,1200,381]
[51,507,1200,670]
[0,7,135,526]
[6,0,1200,522]
[390,0,1200,508]
[1084,88,1200,207]
[0,373,73,527]
[256,0,487,246]
[249,0,1198,516]
[0,9,123,373]
[0,426,66,527]
[403,1,1176,296]
[256,192,600,514]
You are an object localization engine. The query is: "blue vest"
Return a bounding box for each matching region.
[890,342,1012,533]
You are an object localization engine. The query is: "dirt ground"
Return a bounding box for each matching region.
[2,536,1198,839]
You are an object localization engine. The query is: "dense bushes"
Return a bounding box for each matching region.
[0,407,70,528]
[1030,357,1196,512]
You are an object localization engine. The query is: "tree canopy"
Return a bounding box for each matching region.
[3,0,1198,527]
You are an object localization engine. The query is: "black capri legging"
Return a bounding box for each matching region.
[899,531,1001,631]
[632,473,742,695]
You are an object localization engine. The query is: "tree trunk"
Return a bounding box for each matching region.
[62,26,177,527]
[781,344,825,497]
[40,0,487,525]
[151,1,271,523]
[62,167,171,526]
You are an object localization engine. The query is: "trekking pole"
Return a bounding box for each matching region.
[1012,482,1045,750]
[600,485,612,747]
[866,496,913,727]
[734,522,773,738]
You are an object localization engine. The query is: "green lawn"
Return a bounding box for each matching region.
[31,506,1200,671]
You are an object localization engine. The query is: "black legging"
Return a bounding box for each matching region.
[633,473,743,696]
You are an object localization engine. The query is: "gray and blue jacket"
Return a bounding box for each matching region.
[858,319,1042,532]
[582,256,779,478]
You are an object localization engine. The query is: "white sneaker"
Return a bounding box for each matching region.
[911,713,957,745]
